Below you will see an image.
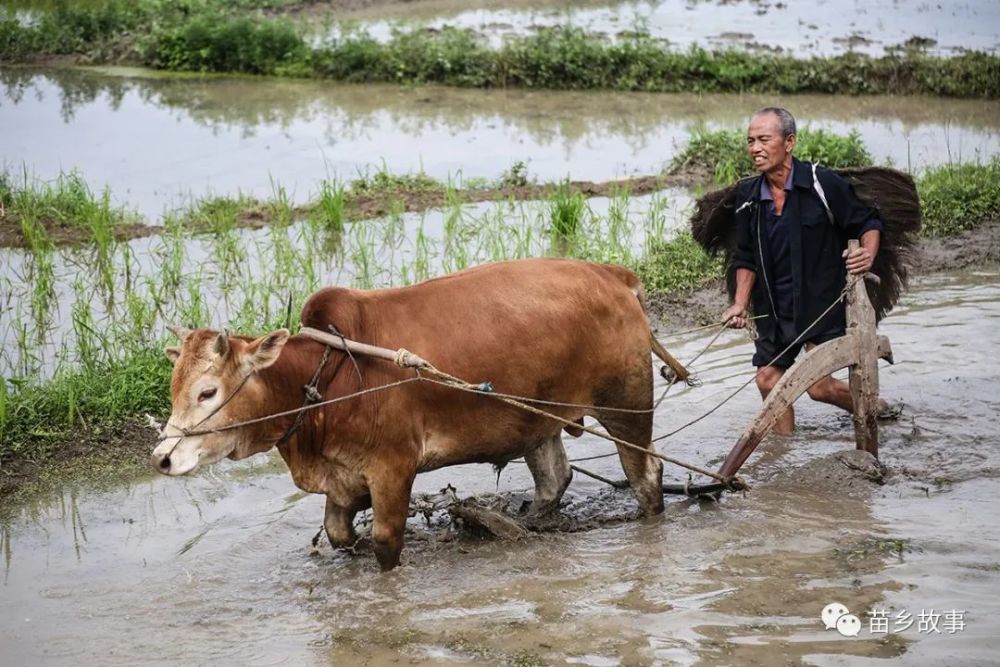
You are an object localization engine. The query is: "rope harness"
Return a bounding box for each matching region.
[157,280,859,494]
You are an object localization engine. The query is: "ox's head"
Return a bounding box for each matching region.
[151,325,289,476]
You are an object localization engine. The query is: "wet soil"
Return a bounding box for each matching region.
[0,419,156,510]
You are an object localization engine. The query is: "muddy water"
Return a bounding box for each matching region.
[324,0,1000,57]
[3,271,999,665]
[2,66,999,217]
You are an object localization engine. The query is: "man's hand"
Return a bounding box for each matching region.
[722,303,749,328]
[843,245,874,275]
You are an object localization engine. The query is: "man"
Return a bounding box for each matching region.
[722,107,884,434]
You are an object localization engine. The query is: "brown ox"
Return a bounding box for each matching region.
[152,258,672,570]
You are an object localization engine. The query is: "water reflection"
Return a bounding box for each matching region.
[2,66,999,216]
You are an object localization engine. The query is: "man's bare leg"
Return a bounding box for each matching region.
[755,365,795,435]
[803,344,889,414]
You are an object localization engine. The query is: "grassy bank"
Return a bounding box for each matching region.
[2,2,999,97]
[2,152,999,493]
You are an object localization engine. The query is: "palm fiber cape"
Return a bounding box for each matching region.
[690,167,922,322]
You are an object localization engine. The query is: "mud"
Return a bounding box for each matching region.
[914,219,1000,272]
[0,419,156,509]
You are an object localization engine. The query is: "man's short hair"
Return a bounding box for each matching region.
[753,107,796,139]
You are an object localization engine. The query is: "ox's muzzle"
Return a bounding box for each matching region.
[150,424,204,476]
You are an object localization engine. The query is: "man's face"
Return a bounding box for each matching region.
[746,113,796,174]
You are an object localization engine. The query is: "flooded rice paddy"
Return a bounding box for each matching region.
[2,67,999,217]
[3,38,1000,664]
[2,271,999,665]
[323,0,1000,58]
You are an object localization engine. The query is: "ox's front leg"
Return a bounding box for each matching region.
[368,466,416,572]
[324,496,358,549]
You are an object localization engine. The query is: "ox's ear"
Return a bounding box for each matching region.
[165,346,181,364]
[243,329,290,372]
[213,331,229,358]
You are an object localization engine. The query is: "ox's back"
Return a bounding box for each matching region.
[301,258,647,387]
[299,258,653,469]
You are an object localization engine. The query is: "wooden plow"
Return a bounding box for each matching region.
[716,240,894,482]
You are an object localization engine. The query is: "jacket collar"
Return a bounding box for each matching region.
[791,156,813,190]
[749,156,813,202]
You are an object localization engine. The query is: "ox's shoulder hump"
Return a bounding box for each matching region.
[300,287,361,330]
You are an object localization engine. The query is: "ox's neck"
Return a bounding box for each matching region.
[251,336,343,449]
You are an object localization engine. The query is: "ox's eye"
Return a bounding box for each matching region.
[198,387,218,402]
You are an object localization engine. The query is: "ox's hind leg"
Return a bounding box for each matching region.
[524,433,573,516]
[598,414,664,516]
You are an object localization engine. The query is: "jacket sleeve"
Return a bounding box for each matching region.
[730,186,757,272]
[816,167,882,239]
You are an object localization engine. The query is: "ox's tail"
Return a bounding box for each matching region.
[601,264,690,384]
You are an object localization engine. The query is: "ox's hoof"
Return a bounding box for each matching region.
[877,401,903,421]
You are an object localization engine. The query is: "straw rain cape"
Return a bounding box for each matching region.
[690,166,922,322]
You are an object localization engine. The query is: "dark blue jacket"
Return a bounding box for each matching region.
[731,157,880,341]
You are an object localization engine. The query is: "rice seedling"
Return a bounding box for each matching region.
[70,278,104,373]
[313,178,346,234]
[413,217,432,283]
[269,176,294,227]
[0,374,8,442]
[548,181,586,240]
[177,277,210,329]
[350,220,377,289]
[20,216,56,332]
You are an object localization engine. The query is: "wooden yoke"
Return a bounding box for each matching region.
[716,240,893,481]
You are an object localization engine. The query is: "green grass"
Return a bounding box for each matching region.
[918,157,1000,237]
[548,181,587,239]
[632,232,722,294]
[312,179,346,233]
[0,348,171,465]
[2,6,998,97]
[349,166,443,195]
[670,127,873,185]
[3,169,140,237]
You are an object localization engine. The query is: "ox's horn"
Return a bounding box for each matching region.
[167,324,192,339]
[214,330,230,357]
